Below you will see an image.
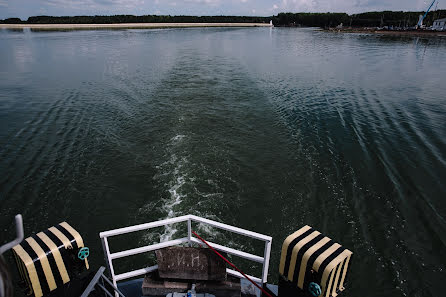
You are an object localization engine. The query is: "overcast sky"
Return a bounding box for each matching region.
[0,0,445,20]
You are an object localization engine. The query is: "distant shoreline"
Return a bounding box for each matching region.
[325,27,446,37]
[0,23,272,30]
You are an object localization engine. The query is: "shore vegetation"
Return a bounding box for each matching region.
[1,10,445,28]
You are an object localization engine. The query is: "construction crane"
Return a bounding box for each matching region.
[416,0,437,28]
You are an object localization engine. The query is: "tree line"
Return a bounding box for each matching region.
[272,10,446,27]
[1,11,445,27]
[0,15,269,24]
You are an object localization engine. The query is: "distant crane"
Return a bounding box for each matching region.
[416,0,437,28]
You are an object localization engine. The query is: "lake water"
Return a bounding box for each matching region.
[1,27,446,297]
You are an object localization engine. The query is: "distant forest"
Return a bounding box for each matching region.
[273,10,446,27]
[0,15,269,24]
[1,11,445,28]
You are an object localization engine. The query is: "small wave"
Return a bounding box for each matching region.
[170,134,186,144]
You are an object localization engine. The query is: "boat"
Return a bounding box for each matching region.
[0,214,352,297]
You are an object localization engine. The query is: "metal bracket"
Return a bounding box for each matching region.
[0,214,24,256]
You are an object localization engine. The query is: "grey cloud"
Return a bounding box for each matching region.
[1,0,445,19]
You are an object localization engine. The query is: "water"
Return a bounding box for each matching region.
[1,27,446,297]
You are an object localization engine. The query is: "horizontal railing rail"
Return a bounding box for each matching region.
[100,214,272,297]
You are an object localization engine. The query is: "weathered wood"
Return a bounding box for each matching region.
[195,277,241,297]
[155,247,227,281]
[142,273,241,297]
[142,275,189,296]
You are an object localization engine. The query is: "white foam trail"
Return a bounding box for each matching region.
[158,133,189,242]
[170,134,186,143]
[141,132,225,243]
[160,172,186,242]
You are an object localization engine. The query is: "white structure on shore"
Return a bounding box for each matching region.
[433,18,446,30]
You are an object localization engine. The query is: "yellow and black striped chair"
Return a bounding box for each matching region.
[279,226,352,297]
[12,222,89,297]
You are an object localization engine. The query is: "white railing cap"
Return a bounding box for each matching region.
[100,214,272,242]
[100,215,191,238]
[189,215,272,242]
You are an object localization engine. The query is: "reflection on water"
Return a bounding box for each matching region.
[0,28,446,297]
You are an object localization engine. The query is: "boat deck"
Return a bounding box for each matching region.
[117,278,278,297]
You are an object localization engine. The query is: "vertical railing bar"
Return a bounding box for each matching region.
[101,238,110,276]
[261,239,272,285]
[187,218,192,246]
[102,237,118,297]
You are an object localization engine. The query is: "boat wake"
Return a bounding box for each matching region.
[159,154,188,242]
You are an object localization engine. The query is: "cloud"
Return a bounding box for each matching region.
[279,0,318,12]
[44,0,144,9]
[1,0,446,19]
[269,0,429,13]
[184,0,220,4]
[353,0,393,10]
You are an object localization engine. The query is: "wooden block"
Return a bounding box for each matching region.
[142,274,189,296]
[155,247,227,281]
[141,273,241,297]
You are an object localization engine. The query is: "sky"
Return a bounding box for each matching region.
[0,0,445,20]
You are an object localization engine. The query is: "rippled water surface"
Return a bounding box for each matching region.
[1,27,446,297]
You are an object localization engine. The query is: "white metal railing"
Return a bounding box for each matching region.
[99,214,272,296]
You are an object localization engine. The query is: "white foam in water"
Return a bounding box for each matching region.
[160,173,186,242]
[158,134,189,242]
[170,134,186,143]
[143,132,224,243]
[155,155,187,241]
[138,132,189,244]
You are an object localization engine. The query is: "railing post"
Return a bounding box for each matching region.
[101,237,118,297]
[101,237,110,275]
[187,218,192,247]
[261,239,272,285]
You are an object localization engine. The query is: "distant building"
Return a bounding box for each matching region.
[433,18,446,30]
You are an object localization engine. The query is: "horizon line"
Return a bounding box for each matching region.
[2,9,446,21]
